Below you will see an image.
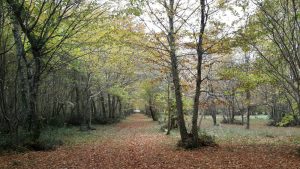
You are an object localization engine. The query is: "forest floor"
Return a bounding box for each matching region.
[0,114,300,169]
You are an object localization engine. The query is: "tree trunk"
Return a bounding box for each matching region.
[100,92,106,119]
[108,93,112,118]
[27,49,42,141]
[210,103,217,126]
[149,98,157,121]
[118,97,122,117]
[167,75,171,135]
[112,95,115,118]
[246,91,251,129]
[12,17,29,124]
[245,53,251,129]
[167,0,188,141]
[191,0,207,146]
[230,91,235,123]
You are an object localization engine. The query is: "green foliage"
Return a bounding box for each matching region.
[0,128,64,152]
[198,131,216,146]
[26,136,63,151]
[0,134,14,152]
[177,131,216,149]
[48,116,65,127]
[182,96,193,112]
[277,114,295,127]
[126,7,142,16]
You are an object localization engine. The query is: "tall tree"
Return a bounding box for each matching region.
[245,0,300,124]
[6,0,97,140]
[191,0,208,146]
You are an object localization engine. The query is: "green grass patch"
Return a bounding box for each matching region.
[171,115,300,146]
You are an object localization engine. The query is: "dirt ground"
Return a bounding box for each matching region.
[0,114,299,169]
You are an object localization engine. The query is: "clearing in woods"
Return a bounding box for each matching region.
[0,113,300,169]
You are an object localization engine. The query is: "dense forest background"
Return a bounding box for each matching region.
[0,0,299,153]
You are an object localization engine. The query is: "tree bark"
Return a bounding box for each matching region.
[245,53,251,129]
[246,91,251,129]
[12,17,29,123]
[112,96,115,118]
[191,0,207,146]
[108,93,112,118]
[149,98,157,121]
[167,74,172,135]
[100,92,106,119]
[167,0,188,141]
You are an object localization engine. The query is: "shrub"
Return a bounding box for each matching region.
[48,116,65,127]
[198,131,216,146]
[221,118,243,125]
[67,116,82,126]
[177,131,216,149]
[0,130,33,153]
[267,120,277,126]
[0,134,13,152]
[159,123,168,132]
[277,114,295,127]
[25,133,63,151]
[93,117,121,125]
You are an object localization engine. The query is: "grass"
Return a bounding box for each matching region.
[40,124,118,146]
[25,115,300,149]
[2,114,299,153]
[0,124,118,153]
[165,115,300,146]
[203,115,300,145]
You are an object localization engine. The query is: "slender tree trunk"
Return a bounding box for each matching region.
[12,17,28,123]
[112,96,115,118]
[100,92,106,119]
[245,53,251,129]
[26,49,43,140]
[246,91,251,129]
[167,0,188,141]
[118,97,122,117]
[0,43,10,134]
[28,77,41,140]
[241,113,244,125]
[210,103,217,126]
[0,5,10,134]
[167,75,172,135]
[149,98,157,121]
[191,0,207,146]
[108,93,112,118]
[230,91,235,123]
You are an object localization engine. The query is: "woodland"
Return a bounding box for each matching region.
[0,0,300,168]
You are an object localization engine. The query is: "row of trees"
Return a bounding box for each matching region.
[132,0,299,148]
[1,0,299,150]
[0,0,147,148]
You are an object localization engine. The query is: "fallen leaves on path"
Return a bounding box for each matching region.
[0,114,299,169]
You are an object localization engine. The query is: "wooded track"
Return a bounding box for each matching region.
[0,114,299,169]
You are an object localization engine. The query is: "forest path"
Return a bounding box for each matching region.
[1,113,300,169]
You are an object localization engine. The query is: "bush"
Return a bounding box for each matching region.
[177,131,216,149]
[48,116,65,127]
[221,118,243,125]
[267,120,277,126]
[25,132,63,151]
[0,127,69,153]
[277,114,296,127]
[160,123,168,132]
[0,130,33,153]
[67,116,82,126]
[0,134,13,152]
[198,131,216,146]
[93,117,121,125]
